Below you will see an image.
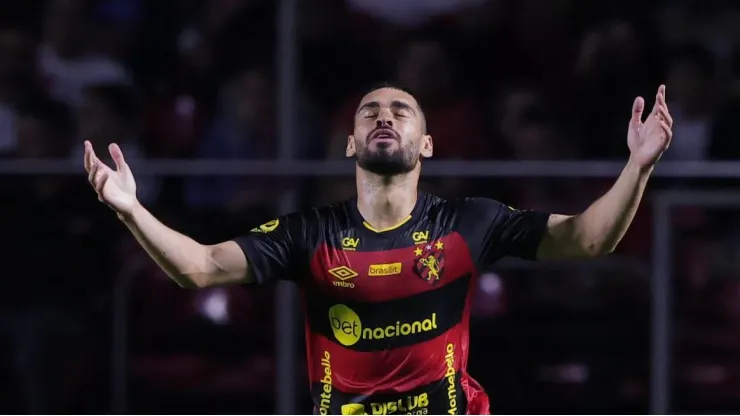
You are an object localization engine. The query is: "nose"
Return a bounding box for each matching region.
[375,117,393,128]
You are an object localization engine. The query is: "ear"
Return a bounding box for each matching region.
[420,134,433,158]
[345,135,356,157]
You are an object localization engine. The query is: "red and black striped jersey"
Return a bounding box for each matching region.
[235,193,549,415]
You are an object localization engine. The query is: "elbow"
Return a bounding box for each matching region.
[570,219,618,258]
[171,272,209,289]
[584,247,612,258]
[174,278,201,289]
[173,245,223,289]
[581,240,617,258]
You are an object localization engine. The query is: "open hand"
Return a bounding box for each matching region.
[627,85,674,169]
[83,141,138,217]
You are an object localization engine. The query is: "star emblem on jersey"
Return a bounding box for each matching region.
[413,241,445,284]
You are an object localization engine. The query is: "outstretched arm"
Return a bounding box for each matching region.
[122,204,252,288]
[537,160,651,259]
[537,85,674,259]
[84,141,253,288]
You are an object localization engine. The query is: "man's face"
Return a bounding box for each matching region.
[347,88,432,175]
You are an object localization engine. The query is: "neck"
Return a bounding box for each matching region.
[355,165,420,230]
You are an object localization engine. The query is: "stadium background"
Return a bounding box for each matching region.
[2,0,740,413]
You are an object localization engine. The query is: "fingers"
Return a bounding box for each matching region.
[631,96,645,124]
[87,155,112,192]
[94,171,110,196]
[87,161,96,184]
[660,120,673,147]
[653,84,673,128]
[652,84,668,113]
[658,104,673,127]
[651,91,661,115]
[660,120,672,136]
[87,143,102,182]
[85,142,123,200]
[108,143,128,172]
[85,141,128,174]
[83,141,95,172]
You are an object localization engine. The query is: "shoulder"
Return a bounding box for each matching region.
[263,199,355,238]
[302,199,354,227]
[422,195,532,243]
[422,194,509,223]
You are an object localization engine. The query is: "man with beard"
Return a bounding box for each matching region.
[83,85,673,414]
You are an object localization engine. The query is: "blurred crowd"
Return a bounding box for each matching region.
[2,0,740,413]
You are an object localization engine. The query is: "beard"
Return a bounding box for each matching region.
[356,141,418,176]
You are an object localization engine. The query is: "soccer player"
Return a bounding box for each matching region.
[83,84,673,415]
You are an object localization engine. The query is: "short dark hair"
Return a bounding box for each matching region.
[362,82,427,134]
[85,83,139,123]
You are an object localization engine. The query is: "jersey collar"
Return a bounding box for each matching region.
[350,192,427,239]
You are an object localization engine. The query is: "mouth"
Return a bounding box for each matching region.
[369,128,399,142]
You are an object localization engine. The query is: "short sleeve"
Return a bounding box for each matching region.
[458,198,550,269]
[233,213,308,284]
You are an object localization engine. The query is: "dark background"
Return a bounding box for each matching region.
[1,0,740,413]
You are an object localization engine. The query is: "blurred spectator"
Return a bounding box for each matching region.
[572,19,662,158]
[38,0,129,107]
[504,117,573,162]
[15,98,73,159]
[96,0,143,70]
[141,93,207,158]
[495,0,576,96]
[709,44,740,159]
[662,43,718,161]
[346,0,487,28]
[489,82,548,158]
[0,27,40,154]
[395,36,486,159]
[299,0,368,108]
[502,118,595,213]
[658,0,740,60]
[0,97,111,414]
[185,64,322,210]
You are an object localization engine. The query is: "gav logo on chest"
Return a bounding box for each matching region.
[413,240,445,284]
[341,237,360,250]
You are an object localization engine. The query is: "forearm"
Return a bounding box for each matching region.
[540,158,651,258]
[573,158,651,255]
[120,202,215,288]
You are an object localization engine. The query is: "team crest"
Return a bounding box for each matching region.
[413,241,445,284]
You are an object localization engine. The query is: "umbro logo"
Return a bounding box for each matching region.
[328,266,358,289]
